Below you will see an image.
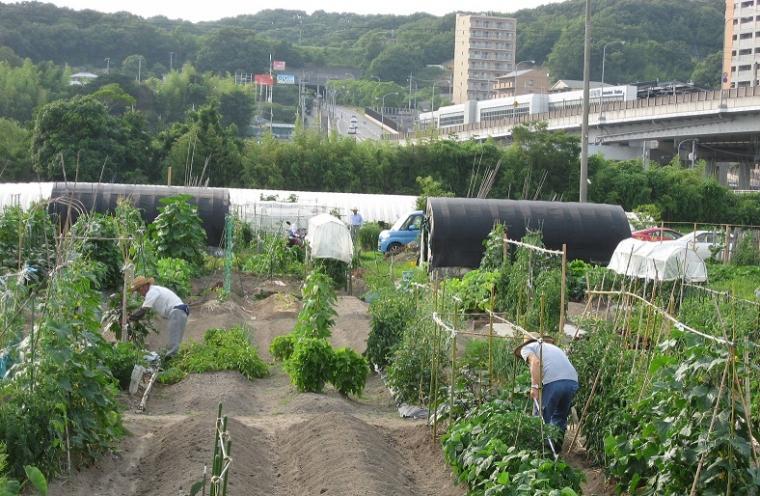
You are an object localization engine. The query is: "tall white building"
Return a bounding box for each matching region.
[724,0,760,88]
[452,13,516,104]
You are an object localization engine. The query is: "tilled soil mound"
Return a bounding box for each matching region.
[135,416,274,496]
[148,371,262,416]
[277,412,416,496]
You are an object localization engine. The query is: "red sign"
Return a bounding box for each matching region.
[254,74,274,86]
[272,60,286,71]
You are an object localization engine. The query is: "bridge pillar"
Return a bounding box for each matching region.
[717,164,729,186]
[738,163,751,190]
[704,160,717,180]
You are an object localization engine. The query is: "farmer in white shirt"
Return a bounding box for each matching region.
[514,335,579,438]
[128,276,189,358]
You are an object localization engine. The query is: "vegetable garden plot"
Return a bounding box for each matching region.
[366,222,760,495]
[572,278,759,495]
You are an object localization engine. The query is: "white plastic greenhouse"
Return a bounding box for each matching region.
[304,214,354,264]
[607,238,708,283]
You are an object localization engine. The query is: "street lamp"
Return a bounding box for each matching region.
[676,138,698,168]
[600,41,625,120]
[512,60,535,120]
[379,91,398,138]
[431,80,451,112]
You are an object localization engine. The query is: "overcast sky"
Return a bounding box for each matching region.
[8,0,565,22]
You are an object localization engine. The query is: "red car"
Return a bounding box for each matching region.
[631,227,683,241]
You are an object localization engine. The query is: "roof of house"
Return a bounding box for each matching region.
[550,79,610,91]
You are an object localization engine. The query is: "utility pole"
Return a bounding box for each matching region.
[137,56,142,82]
[269,53,273,134]
[105,57,110,75]
[408,73,413,111]
[579,0,592,203]
[169,52,174,72]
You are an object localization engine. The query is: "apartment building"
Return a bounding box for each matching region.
[724,0,760,88]
[452,13,516,104]
[492,67,550,98]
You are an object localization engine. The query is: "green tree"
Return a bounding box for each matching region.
[0,118,33,181]
[157,103,243,187]
[690,51,722,89]
[90,83,136,114]
[0,59,48,123]
[30,96,153,182]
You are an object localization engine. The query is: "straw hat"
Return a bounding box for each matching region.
[130,276,155,292]
[513,334,555,359]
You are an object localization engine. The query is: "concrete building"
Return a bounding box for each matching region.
[492,67,549,98]
[452,13,516,104]
[723,0,760,88]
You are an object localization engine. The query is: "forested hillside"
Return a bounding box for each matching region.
[0,0,723,86]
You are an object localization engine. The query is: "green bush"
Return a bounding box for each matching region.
[330,347,369,397]
[366,289,414,368]
[102,342,144,390]
[151,195,207,268]
[269,335,295,361]
[357,223,382,251]
[155,257,192,298]
[285,337,335,393]
[174,327,268,380]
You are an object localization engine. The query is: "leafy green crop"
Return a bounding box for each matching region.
[285,337,335,393]
[269,335,295,361]
[174,327,268,380]
[330,347,369,397]
[151,195,207,268]
[156,257,192,298]
[442,399,582,495]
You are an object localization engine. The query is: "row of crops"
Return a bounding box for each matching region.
[0,196,280,492]
[365,224,759,495]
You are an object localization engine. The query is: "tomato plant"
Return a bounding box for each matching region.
[293,269,337,339]
[366,288,415,368]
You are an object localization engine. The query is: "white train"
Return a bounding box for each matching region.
[420,85,638,129]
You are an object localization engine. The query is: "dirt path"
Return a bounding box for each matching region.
[50,288,463,496]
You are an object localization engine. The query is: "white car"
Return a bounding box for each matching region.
[674,231,724,260]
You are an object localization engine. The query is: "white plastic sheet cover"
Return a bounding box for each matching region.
[305,214,354,264]
[607,238,707,282]
[0,183,55,211]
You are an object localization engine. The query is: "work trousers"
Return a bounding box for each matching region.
[166,308,188,357]
[539,379,579,435]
